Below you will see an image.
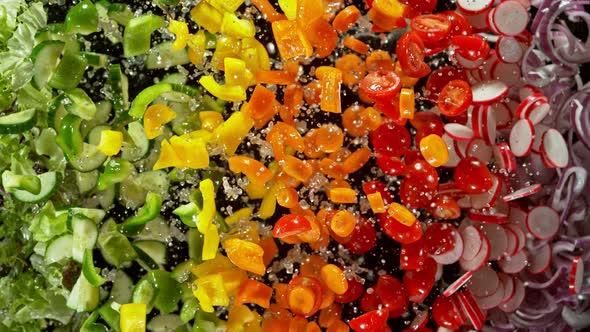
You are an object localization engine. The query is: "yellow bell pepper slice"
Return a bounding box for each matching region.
[196,178,216,234]
[211,36,242,70]
[97,130,123,156]
[153,140,181,170]
[223,238,266,275]
[206,0,245,13]
[190,2,222,34]
[241,37,271,74]
[202,223,219,261]
[181,129,214,143]
[120,303,146,332]
[221,12,256,38]
[258,182,282,219]
[187,30,206,65]
[227,305,262,332]
[168,19,189,51]
[212,111,254,155]
[199,111,224,131]
[271,20,313,60]
[191,255,234,277]
[193,273,229,313]
[199,76,246,102]
[169,135,209,169]
[224,57,254,88]
[278,0,298,20]
[143,104,176,139]
[225,207,254,226]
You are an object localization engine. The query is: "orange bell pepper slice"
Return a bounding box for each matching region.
[315,66,343,114]
[234,279,273,308]
[332,5,361,32]
[228,155,274,186]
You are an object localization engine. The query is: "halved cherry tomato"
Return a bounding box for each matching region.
[343,216,377,254]
[334,277,364,303]
[349,309,389,332]
[378,213,423,244]
[404,159,439,188]
[396,31,431,78]
[362,180,394,205]
[399,178,437,208]
[451,35,490,61]
[399,239,427,270]
[376,154,406,176]
[273,214,312,238]
[405,0,437,13]
[374,97,407,127]
[437,79,472,117]
[422,222,456,256]
[432,295,463,330]
[402,257,437,303]
[370,122,411,157]
[287,275,324,317]
[428,194,461,220]
[424,66,467,102]
[375,274,407,317]
[359,70,402,102]
[360,290,381,312]
[440,10,473,37]
[410,14,451,43]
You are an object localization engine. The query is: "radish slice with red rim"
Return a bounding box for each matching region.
[519,85,542,101]
[509,118,535,157]
[478,223,508,261]
[526,205,559,240]
[504,223,526,252]
[502,183,542,202]
[491,102,513,129]
[525,100,551,125]
[531,124,550,153]
[541,128,569,168]
[472,80,509,105]
[527,242,552,274]
[493,142,516,173]
[410,308,429,330]
[498,273,515,303]
[456,290,486,330]
[442,133,461,168]
[497,249,528,274]
[469,105,483,139]
[499,277,525,312]
[481,105,497,145]
[515,93,547,119]
[431,229,464,265]
[461,226,483,262]
[496,36,524,64]
[474,280,505,309]
[468,265,499,297]
[492,0,529,36]
[444,271,474,297]
[458,195,473,209]
[467,138,493,164]
[454,53,485,70]
[492,61,522,87]
[502,225,519,257]
[507,205,527,226]
[457,0,494,14]
[463,10,492,33]
[486,8,501,35]
[467,210,508,224]
[444,123,474,141]
[454,138,470,159]
[470,174,501,209]
[460,236,491,271]
[569,256,584,294]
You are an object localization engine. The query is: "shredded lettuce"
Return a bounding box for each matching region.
[0,0,24,49]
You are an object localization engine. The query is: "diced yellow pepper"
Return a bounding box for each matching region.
[197,178,216,234]
[187,30,207,65]
[193,273,229,312]
[202,224,219,261]
[190,2,223,34]
[241,37,271,74]
[191,255,234,277]
[224,238,266,275]
[225,207,254,226]
[153,140,181,170]
[224,57,254,88]
[213,111,254,155]
[143,104,176,139]
[387,202,417,226]
[221,12,256,38]
[258,182,282,219]
[278,0,298,20]
[227,305,262,332]
[218,267,248,295]
[211,36,242,71]
[206,0,245,13]
[168,19,189,51]
[244,182,269,199]
[181,129,214,143]
[97,130,123,156]
[169,135,209,169]
[199,111,224,131]
[199,76,246,102]
[120,303,146,332]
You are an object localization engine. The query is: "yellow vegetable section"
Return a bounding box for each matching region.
[97,130,123,156]
[120,303,146,332]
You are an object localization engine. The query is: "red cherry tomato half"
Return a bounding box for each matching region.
[376,154,406,176]
[360,289,381,312]
[453,156,494,194]
[287,275,323,317]
[405,0,437,13]
[378,213,423,244]
[359,70,402,102]
[437,79,472,117]
[396,31,431,78]
[403,328,434,332]
[334,277,364,303]
[403,257,437,303]
[404,159,439,188]
[374,98,407,127]
[451,35,490,61]
[362,180,395,205]
[439,10,473,37]
[424,66,467,102]
[343,217,377,254]
[428,194,461,220]
[410,14,452,43]
[432,295,463,330]
[375,274,408,317]
[370,122,411,157]
[400,239,428,270]
[422,222,457,256]
[399,179,437,209]
[272,214,312,238]
[349,309,389,332]
[409,111,445,133]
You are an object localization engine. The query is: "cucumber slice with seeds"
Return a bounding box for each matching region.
[31,40,65,88]
[45,234,74,264]
[12,171,62,203]
[0,109,37,134]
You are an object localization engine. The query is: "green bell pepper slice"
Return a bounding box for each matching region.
[65,0,99,35]
[96,159,134,191]
[56,114,84,156]
[147,270,182,315]
[123,14,165,57]
[118,192,163,235]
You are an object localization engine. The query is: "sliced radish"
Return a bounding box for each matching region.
[474,280,505,309]
[569,256,584,294]
[456,290,486,330]
[468,265,499,297]
[499,277,525,312]
[504,223,526,252]
[478,51,498,81]
[442,133,461,168]
[502,226,519,257]
[531,124,550,153]
[454,53,485,70]
[509,118,535,157]
[438,182,464,198]
[497,249,527,274]
[460,236,490,271]
[469,105,483,139]
[486,7,501,35]
[467,138,493,164]
[526,205,559,240]
[498,273,515,303]
[481,105,497,145]
[467,210,508,224]
[493,142,516,173]
[457,0,494,14]
[541,128,569,168]
[515,93,547,119]
[460,226,483,261]
[478,223,508,261]
[492,0,529,36]
[492,61,522,87]
[444,271,474,297]
[472,80,509,105]
[463,10,492,33]
[431,229,464,265]
[444,123,474,141]
[502,183,542,202]
[470,175,501,209]
[496,36,524,63]
[507,205,527,226]
[458,195,473,209]
[525,100,550,125]
[527,242,552,274]
[454,138,470,159]
[519,85,542,102]
[491,102,513,129]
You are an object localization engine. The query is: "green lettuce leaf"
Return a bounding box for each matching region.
[0,0,24,48]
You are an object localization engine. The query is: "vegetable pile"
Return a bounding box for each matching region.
[0,0,589,331]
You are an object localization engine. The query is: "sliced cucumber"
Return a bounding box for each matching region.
[67,143,108,172]
[0,109,37,134]
[97,185,116,210]
[146,41,190,69]
[147,314,188,332]
[110,270,134,304]
[132,277,156,312]
[119,170,169,209]
[45,234,74,264]
[134,217,171,242]
[98,220,137,267]
[108,64,129,112]
[134,240,167,266]
[12,171,62,203]
[160,73,187,85]
[48,50,88,91]
[133,243,160,270]
[69,207,106,224]
[76,169,99,194]
[67,273,100,312]
[31,40,65,89]
[87,125,112,145]
[81,52,108,68]
[2,170,41,194]
[121,121,149,162]
[72,214,99,263]
[95,100,113,124]
[48,95,68,131]
[64,88,97,120]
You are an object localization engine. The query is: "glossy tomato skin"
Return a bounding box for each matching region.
[410,14,452,43]
[400,239,428,270]
[403,257,437,303]
[438,79,472,117]
[399,179,437,208]
[343,217,377,254]
[375,274,408,318]
[432,295,463,330]
[349,309,389,332]
[334,277,364,303]
[424,66,467,102]
[396,31,431,78]
[406,0,437,13]
[378,213,423,244]
[454,156,494,194]
[359,70,402,102]
[374,98,407,127]
[422,222,457,256]
[440,10,473,37]
[451,35,490,61]
[376,154,406,176]
[428,194,461,220]
[404,159,439,188]
[362,180,394,205]
[370,122,411,157]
